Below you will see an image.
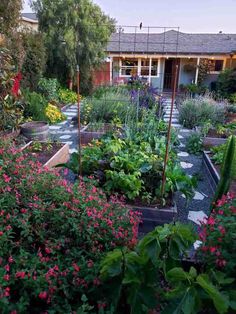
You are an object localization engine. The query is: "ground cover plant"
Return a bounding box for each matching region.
[179,96,226,129]
[0,139,140,312]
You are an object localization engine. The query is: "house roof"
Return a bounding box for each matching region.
[21,13,38,23]
[107,30,236,55]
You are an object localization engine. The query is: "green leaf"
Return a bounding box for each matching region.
[138,234,161,265]
[197,274,229,314]
[167,267,191,283]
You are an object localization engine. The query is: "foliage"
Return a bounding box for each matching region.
[38,77,60,102]
[59,88,78,104]
[211,144,226,165]
[228,93,236,104]
[0,0,22,35]
[197,58,213,86]
[199,193,236,278]
[81,87,131,124]
[213,135,236,203]
[33,0,115,94]
[45,103,66,124]
[62,132,196,203]
[216,69,236,98]
[186,133,203,155]
[22,89,48,122]
[179,97,226,129]
[0,140,140,312]
[130,84,160,110]
[226,104,236,114]
[0,48,24,132]
[100,222,236,313]
[21,31,46,91]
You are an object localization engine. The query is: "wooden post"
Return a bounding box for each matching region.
[161,64,179,197]
[77,65,82,177]
[195,57,200,85]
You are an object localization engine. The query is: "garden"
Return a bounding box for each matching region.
[1,0,236,313]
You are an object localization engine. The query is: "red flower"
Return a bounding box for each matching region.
[3,274,10,281]
[39,291,48,300]
[72,263,80,272]
[0,231,3,236]
[87,260,94,268]
[16,271,26,279]
[45,247,51,254]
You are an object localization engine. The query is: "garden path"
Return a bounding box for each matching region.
[175,128,213,226]
[49,104,78,154]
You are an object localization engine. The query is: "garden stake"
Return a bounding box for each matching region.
[161,64,179,198]
[77,65,82,177]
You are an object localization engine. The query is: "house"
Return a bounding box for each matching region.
[20,13,38,31]
[94,30,236,92]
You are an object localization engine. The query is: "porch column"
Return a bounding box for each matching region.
[109,57,113,85]
[195,57,200,85]
[148,57,152,84]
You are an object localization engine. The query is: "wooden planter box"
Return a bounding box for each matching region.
[130,203,177,235]
[21,141,69,169]
[203,136,227,149]
[81,123,119,145]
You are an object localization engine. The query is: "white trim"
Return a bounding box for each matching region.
[148,58,152,84]
[109,53,230,59]
[195,58,200,84]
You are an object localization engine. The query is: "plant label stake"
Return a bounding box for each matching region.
[77,65,82,177]
[161,64,179,198]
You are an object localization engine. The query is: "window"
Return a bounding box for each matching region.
[141,59,150,76]
[121,58,138,76]
[209,59,224,72]
[151,60,158,76]
[214,60,224,72]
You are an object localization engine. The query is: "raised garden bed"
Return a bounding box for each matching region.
[203,129,228,148]
[203,150,236,193]
[81,123,121,145]
[130,203,177,235]
[22,141,69,169]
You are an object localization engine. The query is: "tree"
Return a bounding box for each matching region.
[32,0,115,94]
[0,0,22,36]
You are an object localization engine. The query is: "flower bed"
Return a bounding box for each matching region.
[0,140,140,312]
[22,141,69,169]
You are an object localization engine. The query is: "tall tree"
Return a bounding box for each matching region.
[33,0,115,94]
[0,0,22,36]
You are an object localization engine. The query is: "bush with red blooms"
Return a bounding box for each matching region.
[199,193,236,276]
[0,140,140,313]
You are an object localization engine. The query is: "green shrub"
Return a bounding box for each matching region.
[186,133,203,155]
[22,89,48,121]
[59,88,78,104]
[21,31,46,91]
[216,68,236,98]
[0,140,140,312]
[229,92,236,104]
[179,97,226,129]
[38,78,59,102]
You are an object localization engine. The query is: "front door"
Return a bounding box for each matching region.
[163,58,180,91]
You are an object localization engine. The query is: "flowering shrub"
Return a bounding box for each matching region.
[0,140,140,312]
[45,103,66,124]
[199,193,236,276]
[59,88,78,104]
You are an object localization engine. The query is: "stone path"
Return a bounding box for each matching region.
[49,105,78,154]
[163,98,181,128]
[175,128,213,226]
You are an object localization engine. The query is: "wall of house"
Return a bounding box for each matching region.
[225,58,236,70]
[150,58,165,92]
[178,58,196,86]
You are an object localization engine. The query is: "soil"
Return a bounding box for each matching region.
[24,142,64,165]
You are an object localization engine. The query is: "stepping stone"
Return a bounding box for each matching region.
[60,135,71,140]
[69,148,78,154]
[172,124,182,128]
[180,129,191,133]
[179,142,185,148]
[178,134,184,139]
[62,141,73,145]
[64,112,77,116]
[58,121,67,125]
[188,211,207,226]
[177,152,189,157]
[193,191,205,201]
[180,161,193,169]
[49,126,61,130]
[193,240,202,250]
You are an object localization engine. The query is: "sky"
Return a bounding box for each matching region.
[23,0,236,33]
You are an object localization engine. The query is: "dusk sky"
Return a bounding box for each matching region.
[23,0,236,33]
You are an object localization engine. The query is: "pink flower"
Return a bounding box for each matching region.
[16,271,26,279]
[4,264,10,272]
[72,263,80,272]
[87,260,94,268]
[45,247,51,254]
[8,256,14,264]
[39,291,48,300]
[207,216,215,225]
[0,231,3,236]
[3,274,10,281]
